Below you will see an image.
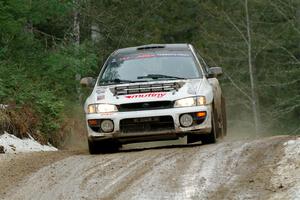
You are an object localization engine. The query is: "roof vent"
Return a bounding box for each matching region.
[137,45,165,50]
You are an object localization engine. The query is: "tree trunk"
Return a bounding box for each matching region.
[91,23,101,42]
[245,0,261,134]
[73,0,81,102]
[73,0,80,46]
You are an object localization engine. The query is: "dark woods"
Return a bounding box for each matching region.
[0,0,299,144]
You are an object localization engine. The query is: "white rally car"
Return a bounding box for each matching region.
[81,44,226,154]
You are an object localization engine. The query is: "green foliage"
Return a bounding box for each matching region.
[39,44,97,98]
[34,91,64,133]
[1,0,299,143]
[0,0,97,141]
[0,78,7,100]
[0,42,97,139]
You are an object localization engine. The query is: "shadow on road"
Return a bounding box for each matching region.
[119,142,203,153]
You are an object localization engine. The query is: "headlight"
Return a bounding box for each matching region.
[174,97,196,107]
[174,96,206,108]
[87,104,118,114]
[196,96,206,105]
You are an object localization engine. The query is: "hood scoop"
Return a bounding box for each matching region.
[111,82,185,96]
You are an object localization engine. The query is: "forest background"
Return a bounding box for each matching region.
[0,0,299,145]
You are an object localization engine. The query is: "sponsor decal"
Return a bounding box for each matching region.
[97,95,105,101]
[136,54,156,59]
[120,54,155,61]
[156,53,190,57]
[120,53,191,61]
[125,92,166,99]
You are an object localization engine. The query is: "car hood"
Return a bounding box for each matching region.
[85,79,213,107]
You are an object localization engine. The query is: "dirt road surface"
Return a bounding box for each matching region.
[0,135,299,200]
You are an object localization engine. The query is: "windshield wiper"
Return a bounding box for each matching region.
[137,74,185,80]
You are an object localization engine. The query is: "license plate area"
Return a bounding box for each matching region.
[133,117,160,123]
[120,116,174,133]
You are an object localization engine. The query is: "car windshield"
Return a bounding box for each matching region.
[99,50,202,85]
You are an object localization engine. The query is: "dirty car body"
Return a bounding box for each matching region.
[83,44,226,153]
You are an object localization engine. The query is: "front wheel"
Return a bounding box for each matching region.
[88,139,99,154]
[88,139,120,154]
[200,108,217,144]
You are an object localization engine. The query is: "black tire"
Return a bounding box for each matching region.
[88,139,120,154]
[201,108,217,144]
[187,134,202,144]
[88,139,100,154]
[221,95,227,136]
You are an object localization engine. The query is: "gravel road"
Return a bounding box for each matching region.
[0,135,299,200]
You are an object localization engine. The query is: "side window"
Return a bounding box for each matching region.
[195,49,210,76]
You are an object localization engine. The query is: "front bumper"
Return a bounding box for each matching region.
[86,105,212,141]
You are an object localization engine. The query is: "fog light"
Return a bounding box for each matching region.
[180,114,193,127]
[100,120,114,132]
[88,119,98,126]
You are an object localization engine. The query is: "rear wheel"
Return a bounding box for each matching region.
[221,95,227,137]
[200,108,217,144]
[214,95,227,139]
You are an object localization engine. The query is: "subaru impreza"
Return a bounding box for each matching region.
[81,44,226,154]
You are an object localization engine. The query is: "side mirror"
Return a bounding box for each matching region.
[80,77,96,87]
[208,67,223,78]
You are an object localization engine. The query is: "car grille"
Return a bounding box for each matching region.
[120,116,174,133]
[118,101,173,112]
[113,82,183,96]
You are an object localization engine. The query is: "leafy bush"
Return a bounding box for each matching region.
[0,42,97,143]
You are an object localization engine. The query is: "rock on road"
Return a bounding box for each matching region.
[0,136,299,200]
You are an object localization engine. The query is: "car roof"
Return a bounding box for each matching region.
[114,43,191,55]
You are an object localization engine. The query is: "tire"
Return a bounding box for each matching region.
[215,95,227,139]
[88,139,99,154]
[187,134,202,144]
[88,139,120,154]
[221,95,227,136]
[201,108,217,144]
